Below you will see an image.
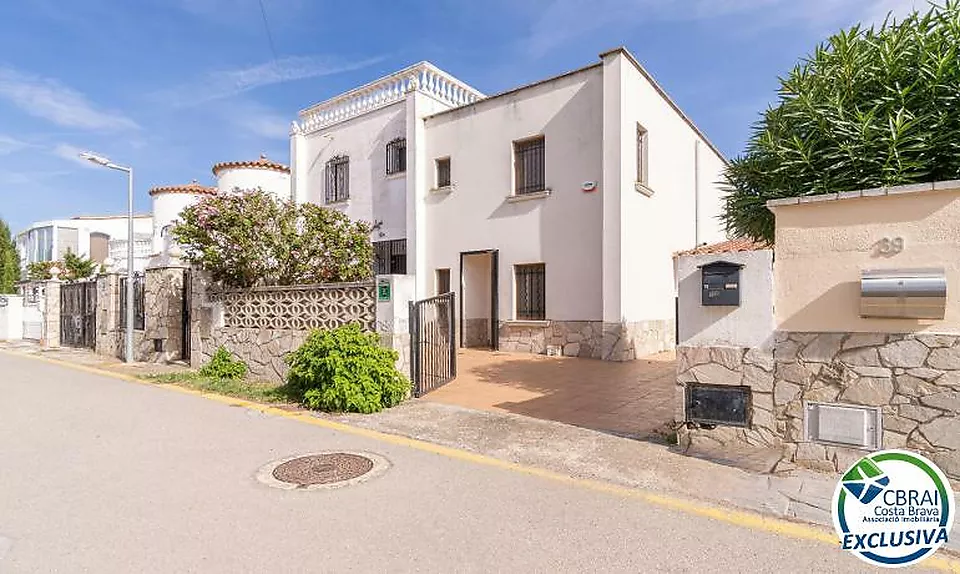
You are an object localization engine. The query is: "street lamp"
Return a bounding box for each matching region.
[80,151,135,364]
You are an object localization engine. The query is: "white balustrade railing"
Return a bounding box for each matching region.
[295,62,485,134]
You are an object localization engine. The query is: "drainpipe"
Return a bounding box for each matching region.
[694,140,700,246]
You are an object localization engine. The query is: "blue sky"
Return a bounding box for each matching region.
[0,0,920,233]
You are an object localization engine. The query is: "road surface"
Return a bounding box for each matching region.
[0,351,914,572]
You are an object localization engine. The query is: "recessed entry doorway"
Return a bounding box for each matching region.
[459,249,499,351]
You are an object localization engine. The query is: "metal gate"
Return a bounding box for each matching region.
[22,285,44,341]
[60,281,97,349]
[409,292,457,397]
[181,268,191,361]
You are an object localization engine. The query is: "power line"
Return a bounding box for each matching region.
[257,0,279,63]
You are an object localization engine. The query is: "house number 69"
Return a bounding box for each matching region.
[877,237,904,255]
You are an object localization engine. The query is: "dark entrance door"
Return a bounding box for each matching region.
[60,281,97,349]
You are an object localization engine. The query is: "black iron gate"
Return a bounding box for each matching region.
[61,281,97,349]
[409,292,457,397]
[181,269,191,361]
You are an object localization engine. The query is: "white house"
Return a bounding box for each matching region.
[290,47,728,360]
[16,214,154,274]
[150,155,291,256]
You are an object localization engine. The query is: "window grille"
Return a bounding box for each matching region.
[514,137,545,195]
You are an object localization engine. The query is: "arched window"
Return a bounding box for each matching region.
[385,138,406,175]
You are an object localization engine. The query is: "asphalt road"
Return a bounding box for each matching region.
[0,352,909,573]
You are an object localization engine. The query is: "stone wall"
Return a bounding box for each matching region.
[677,332,960,480]
[189,271,380,382]
[95,267,187,363]
[463,318,490,348]
[498,319,674,360]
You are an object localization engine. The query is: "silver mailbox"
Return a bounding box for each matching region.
[860,268,946,320]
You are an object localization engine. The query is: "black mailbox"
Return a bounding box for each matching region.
[700,260,743,306]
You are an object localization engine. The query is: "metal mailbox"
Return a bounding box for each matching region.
[685,383,750,427]
[700,260,743,307]
[860,268,946,320]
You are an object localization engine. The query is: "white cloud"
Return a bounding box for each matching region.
[0,68,139,131]
[157,55,384,107]
[523,0,928,57]
[0,134,31,156]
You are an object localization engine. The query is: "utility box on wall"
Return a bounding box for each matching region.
[700,261,743,307]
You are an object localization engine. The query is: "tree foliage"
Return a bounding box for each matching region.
[722,1,960,243]
[61,249,97,281]
[0,218,18,293]
[171,189,374,288]
[26,261,56,281]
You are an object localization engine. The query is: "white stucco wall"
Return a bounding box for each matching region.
[295,102,408,241]
[676,249,774,348]
[611,51,728,325]
[216,167,291,201]
[151,193,202,254]
[421,66,605,322]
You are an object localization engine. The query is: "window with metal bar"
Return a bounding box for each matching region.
[373,239,407,275]
[324,155,349,203]
[513,136,545,195]
[637,123,649,185]
[436,157,451,188]
[386,138,406,175]
[436,268,451,295]
[515,263,545,320]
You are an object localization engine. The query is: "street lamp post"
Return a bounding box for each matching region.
[80,151,135,363]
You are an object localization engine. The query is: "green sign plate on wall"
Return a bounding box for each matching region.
[377,279,391,302]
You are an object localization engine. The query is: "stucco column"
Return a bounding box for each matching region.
[42,279,61,348]
[290,125,308,204]
[405,89,430,299]
[600,52,625,324]
[375,274,415,380]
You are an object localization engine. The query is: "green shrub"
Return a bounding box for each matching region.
[199,346,248,380]
[285,323,409,413]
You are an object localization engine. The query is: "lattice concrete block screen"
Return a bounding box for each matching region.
[216,282,376,331]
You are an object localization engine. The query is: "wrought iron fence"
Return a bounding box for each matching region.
[409,291,457,397]
[61,280,97,348]
[120,272,145,331]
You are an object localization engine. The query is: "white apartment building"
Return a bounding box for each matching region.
[290,47,728,360]
[16,215,154,273]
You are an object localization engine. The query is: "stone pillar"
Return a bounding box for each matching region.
[143,264,187,362]
[42,279,61,348]
[189,268,222,369]
[376,274,416,380]
[95,273,120,357]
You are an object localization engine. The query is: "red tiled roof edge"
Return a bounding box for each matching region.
[673,237,771,257]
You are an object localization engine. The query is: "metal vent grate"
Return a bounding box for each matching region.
[803,402,882,449]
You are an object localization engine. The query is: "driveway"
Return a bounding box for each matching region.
[425,349,677,439]
[0,350,879,573]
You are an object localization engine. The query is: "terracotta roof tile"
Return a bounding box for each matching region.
[149,180,217,197]
[212,154,290,176]
[673,237,770,257]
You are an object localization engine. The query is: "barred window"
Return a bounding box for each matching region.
[436,157,451,188]
[386,138,406,175]
[373,239,406,275]
[514,136,545,195]
[325,155,349,203]
[515,263,545,321]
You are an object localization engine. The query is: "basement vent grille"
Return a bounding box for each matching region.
[803,402,882,450]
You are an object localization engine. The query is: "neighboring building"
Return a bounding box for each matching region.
[16,215,154,273]
[149,155,291,257]
[290,47,728,360]
[212,154,291,200]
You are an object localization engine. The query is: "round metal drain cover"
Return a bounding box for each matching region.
[256,451,388,490]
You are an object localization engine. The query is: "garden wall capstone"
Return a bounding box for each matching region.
[677,332,960,480]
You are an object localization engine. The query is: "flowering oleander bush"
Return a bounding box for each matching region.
[171,189,374,288]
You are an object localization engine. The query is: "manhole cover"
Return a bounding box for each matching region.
[256,451,389,490]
